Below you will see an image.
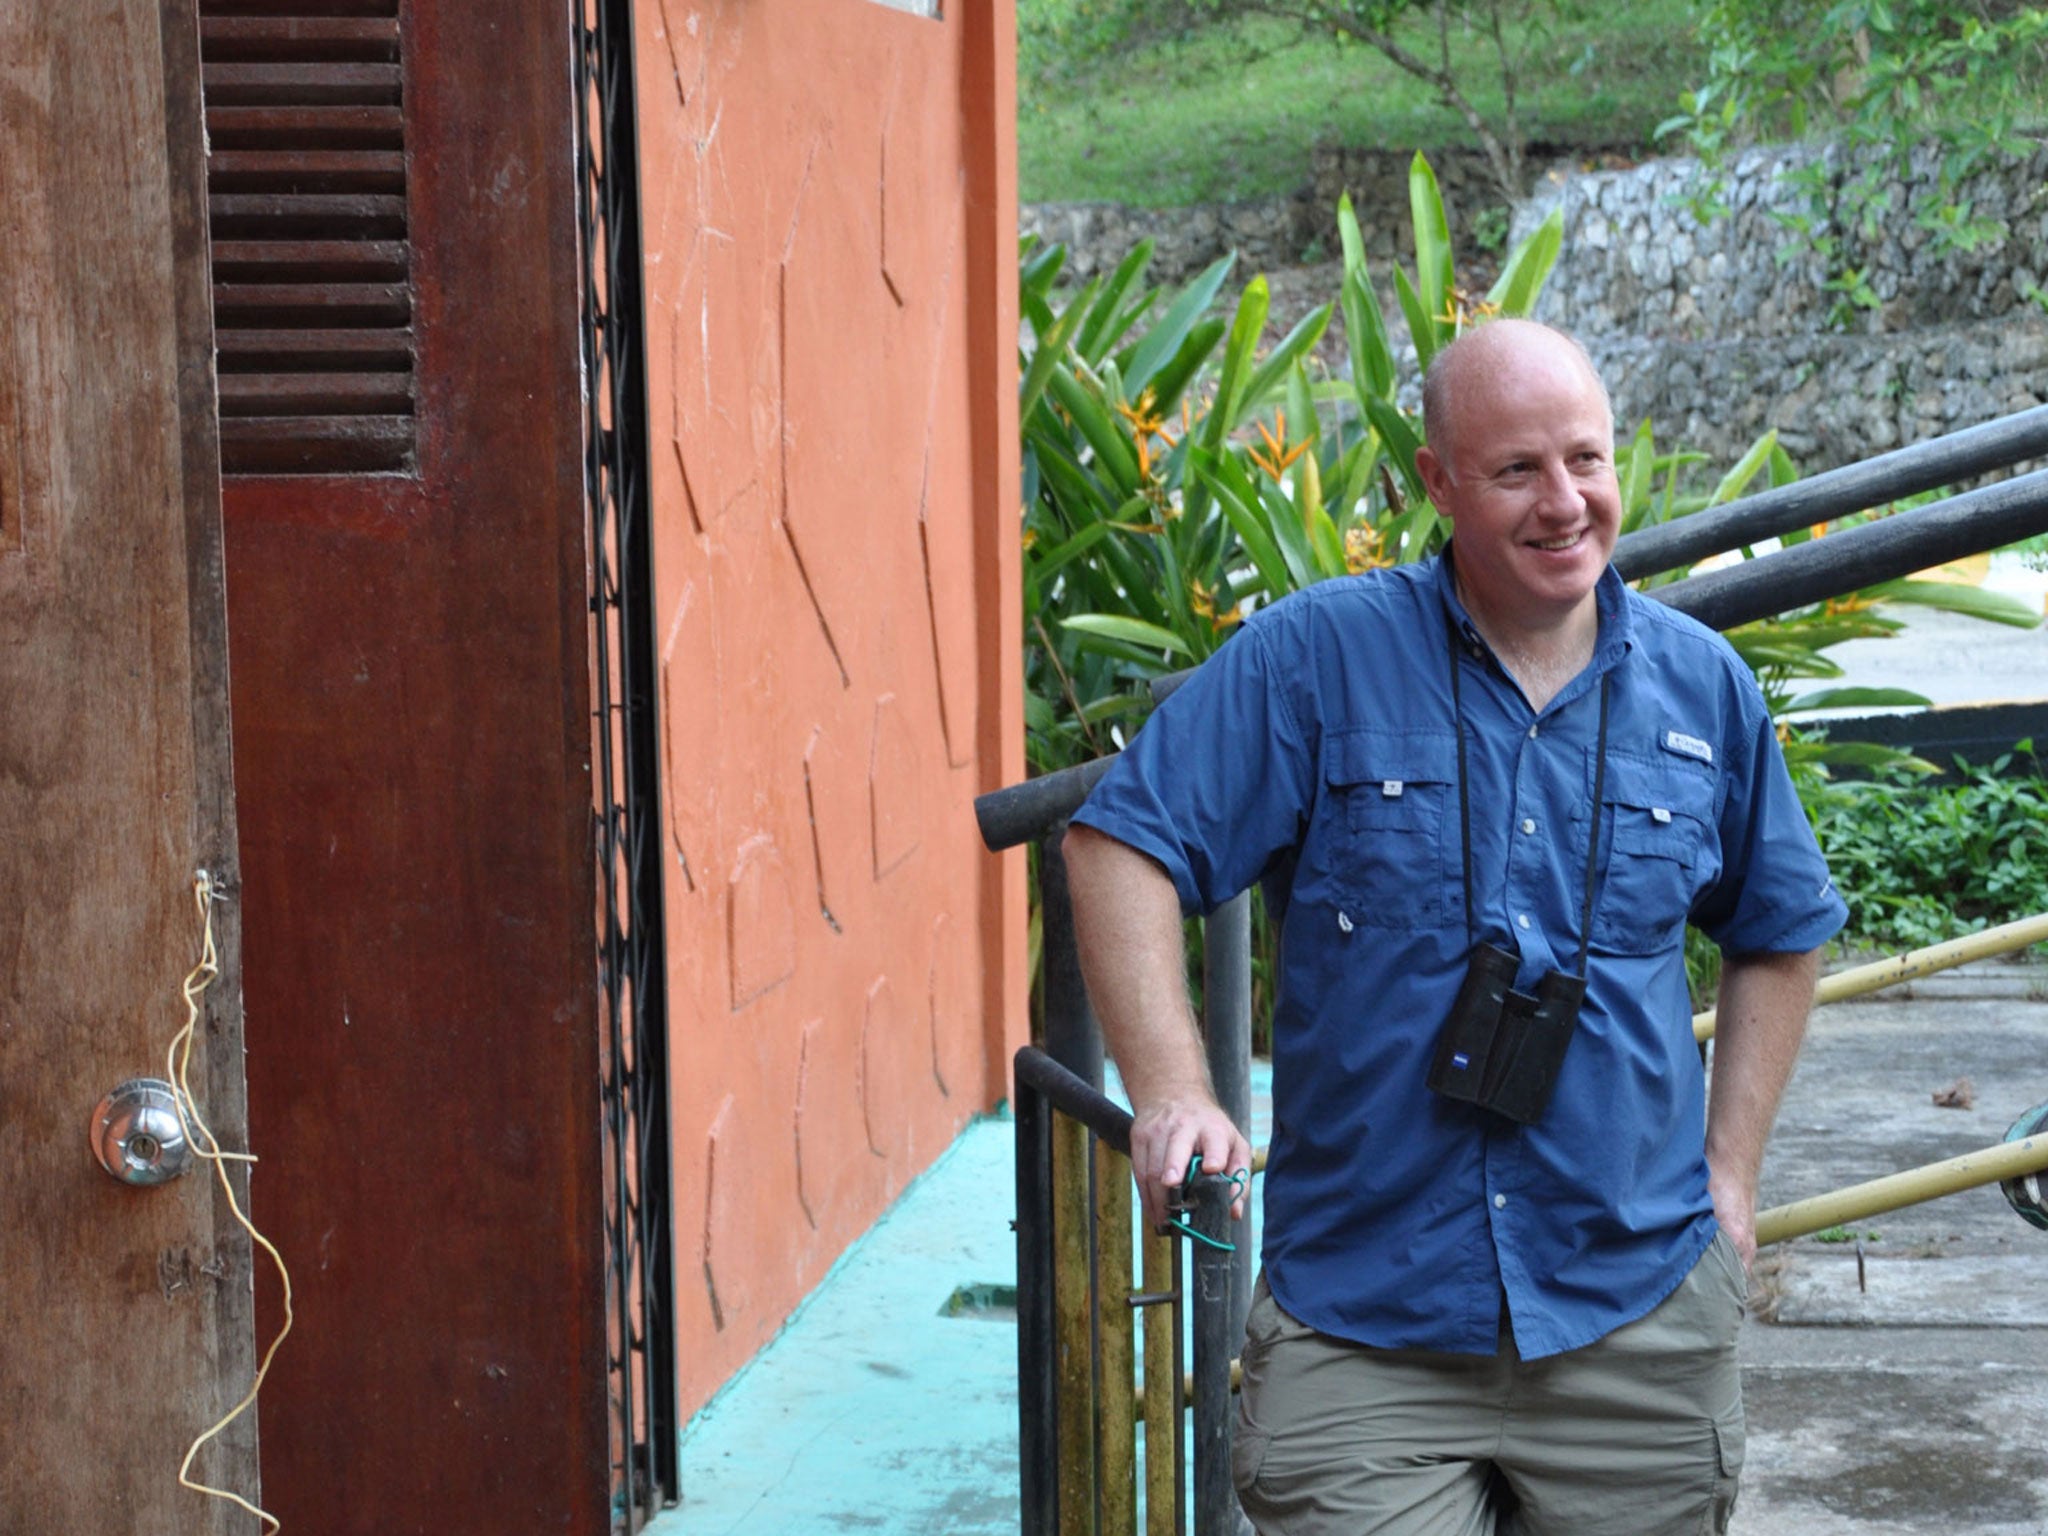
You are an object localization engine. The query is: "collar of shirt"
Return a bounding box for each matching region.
[1433,540,1637,709]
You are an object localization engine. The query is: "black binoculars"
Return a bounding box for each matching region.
[1426,942,1585,1124]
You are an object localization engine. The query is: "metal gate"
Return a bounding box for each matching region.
[575,0,680,1526]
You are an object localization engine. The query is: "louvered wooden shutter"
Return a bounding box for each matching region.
[200,1,414,476]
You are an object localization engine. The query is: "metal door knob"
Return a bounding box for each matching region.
[90,1078,192,1186]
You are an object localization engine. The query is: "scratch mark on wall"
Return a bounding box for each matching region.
[927,911,952,1098]
[878,67,906,308]
[727,832,796,1008]
[777,260,851,687]
[918,186,975,767]
[793,1018,821,1230]
[702,1093,736,1330]
[671,305,706,535]
[659,660,697,892]
[860,976,894,1158]
[660,589,700,891]
[780,138,821,264]
[868,692,921,879]
[801,727,840,932]
[654,0,692,107]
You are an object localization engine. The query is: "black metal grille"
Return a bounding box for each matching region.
[574,0,678,1527]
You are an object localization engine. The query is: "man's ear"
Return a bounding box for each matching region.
[1414,444,1454,516]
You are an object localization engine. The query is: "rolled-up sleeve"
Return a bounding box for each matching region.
[1070,619,1317,917]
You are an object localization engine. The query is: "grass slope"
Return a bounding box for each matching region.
[1019,1,1706,206]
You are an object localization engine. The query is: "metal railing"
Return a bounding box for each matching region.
[1013,1045,1239,1536]
[980,406,2048,1536]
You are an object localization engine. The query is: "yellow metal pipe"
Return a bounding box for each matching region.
[1695,911,2048,1043]
[1757,1133,2048,1247]
[1139,1223,1175,1536]
[1052,1115,1096,1536]
[1095,1147,1138,1536]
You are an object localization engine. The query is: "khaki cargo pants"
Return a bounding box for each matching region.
[1232,1234,1748,1536]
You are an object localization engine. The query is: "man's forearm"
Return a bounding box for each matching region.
[1062,824,1208,1104]
[1705,945,1824,1263]
[1062,822,1250,1225]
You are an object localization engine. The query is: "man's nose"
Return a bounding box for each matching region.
[1536,459,1585,514]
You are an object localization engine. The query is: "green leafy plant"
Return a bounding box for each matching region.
[1811,747,2048,954]
[1021,153,1568,774]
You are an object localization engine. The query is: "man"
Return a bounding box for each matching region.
[1063,319,1843,1535]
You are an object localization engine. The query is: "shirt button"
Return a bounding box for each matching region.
[1527,724,1540,739]
[1517,913,1531,930]
[1520,818,1536,835]
[1494,1194,1508,1209]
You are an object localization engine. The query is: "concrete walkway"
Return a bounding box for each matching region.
[659,954,2048,1534]
[657,1115,1022,1536]
[1734,960,2048,1536]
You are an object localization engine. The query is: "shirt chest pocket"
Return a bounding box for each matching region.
[1321,728,1456,929]
[1591,754,1720,955]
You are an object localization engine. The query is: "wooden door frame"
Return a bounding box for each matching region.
[0,0,255,1525]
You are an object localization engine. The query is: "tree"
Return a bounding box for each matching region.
[1225,0,1560,200]
[1020,0,1578,203]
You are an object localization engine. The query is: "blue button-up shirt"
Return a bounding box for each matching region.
[1073,553,1845,1359]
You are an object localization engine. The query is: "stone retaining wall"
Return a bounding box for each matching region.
[1587,324,2048,472]
[1518,142,2048,470]
[1021,144,1516,284]
[1521,141,2048,340]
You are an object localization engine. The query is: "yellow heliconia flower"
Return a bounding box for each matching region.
[1115,386,1166,440]
[1344,523,1391,574]
[1249,411,1312,481]
[1189,577,1243,632]
[1116,387,1175,485]
[1436,285,1504,330]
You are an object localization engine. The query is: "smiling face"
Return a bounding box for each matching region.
[1415,322,1621,638]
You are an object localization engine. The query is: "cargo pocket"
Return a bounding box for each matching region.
[1590,754,1717,955]
[1703,1407,1745,1534]
[1230,1424,1273,1498]
[1321,727,1457,929]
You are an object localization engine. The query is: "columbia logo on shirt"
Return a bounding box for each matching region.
[1663,730,1713,765]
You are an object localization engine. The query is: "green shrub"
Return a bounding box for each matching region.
[1812,750,2048,954]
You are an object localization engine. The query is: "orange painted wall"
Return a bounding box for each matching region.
[635,0,1025,1416]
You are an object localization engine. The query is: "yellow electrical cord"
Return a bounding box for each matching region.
[167,870,293,1534]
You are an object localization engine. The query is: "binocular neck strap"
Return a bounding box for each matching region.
[1448,621,1611,981]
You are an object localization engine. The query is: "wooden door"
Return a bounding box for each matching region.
[211,1,609,1527]
[0,2,256,1532]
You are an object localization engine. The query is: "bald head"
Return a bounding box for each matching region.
[1420,320,1612,477]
